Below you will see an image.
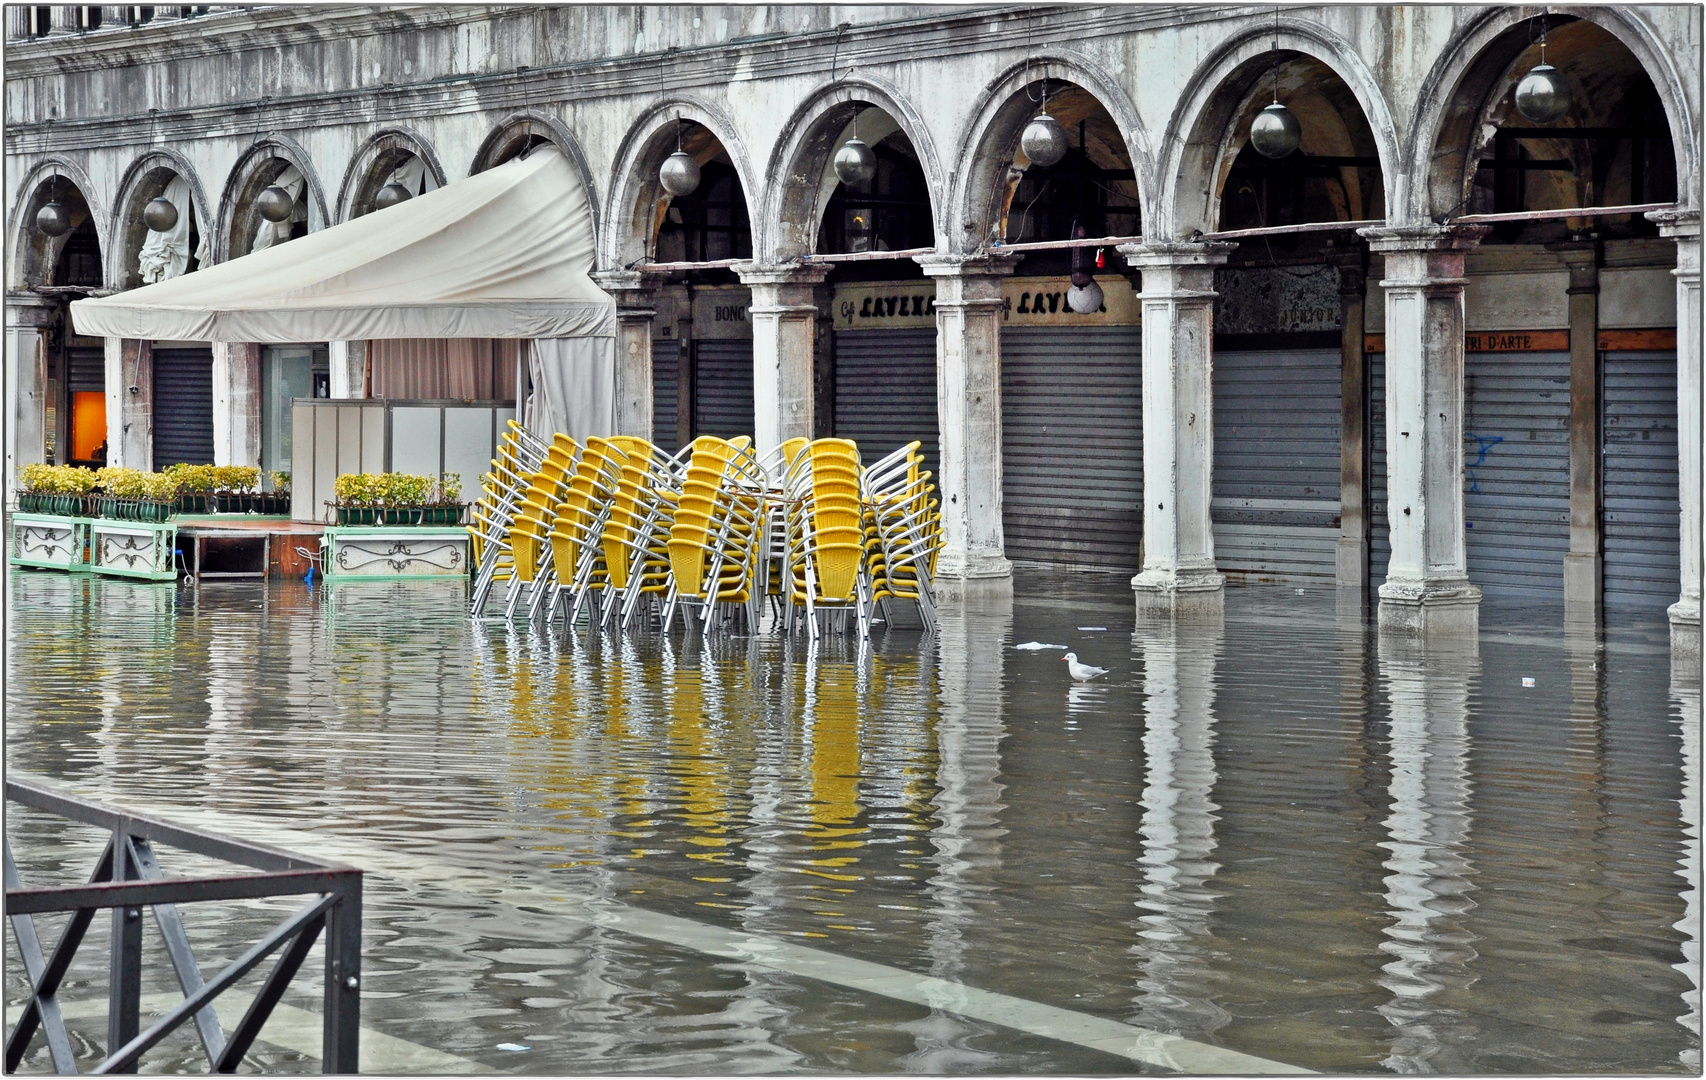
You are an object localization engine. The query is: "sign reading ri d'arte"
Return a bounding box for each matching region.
[831,277,1141,331]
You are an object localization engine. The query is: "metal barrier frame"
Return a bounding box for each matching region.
[4,780,362,1074]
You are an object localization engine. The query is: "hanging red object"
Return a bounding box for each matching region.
[1095,248,1106,269]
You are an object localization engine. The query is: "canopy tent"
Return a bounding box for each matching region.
[71,146,615,438]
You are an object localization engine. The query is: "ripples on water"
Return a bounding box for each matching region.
[4,570,1699,1073]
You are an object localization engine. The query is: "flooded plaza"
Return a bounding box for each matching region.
[4,568,1700,1075]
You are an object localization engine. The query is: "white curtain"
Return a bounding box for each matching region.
[251,165,306,252]
[388,156,439,197]
[528,336,615,440]
[137,176,210,283]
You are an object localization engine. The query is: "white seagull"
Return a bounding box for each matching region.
[1061,652,1109,682]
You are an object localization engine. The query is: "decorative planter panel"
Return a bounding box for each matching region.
[10,514,91,571]
[322,527,470,581]
[90,522,180,581]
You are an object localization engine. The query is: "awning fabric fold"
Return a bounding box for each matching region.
[71,147,615,343]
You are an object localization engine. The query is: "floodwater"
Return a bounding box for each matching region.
[4,568,1700,1074]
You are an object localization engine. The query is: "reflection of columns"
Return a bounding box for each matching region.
[1673,660,1701,1067]
[734,262,830,453]
[1360,225,1488,634]
[1556,243,1602,618]
[591,270,664,439]
[916,253,1020,582]
[1375,631,1481,1072]
[5,296,53,504]
[211,341,261,468]
[1130,611,1228,1037]
[1121,241,1234,614]
[1331,243,1370,590]
[1648,209,1701,659]
[104,337,152,470]
[327,341,367,399]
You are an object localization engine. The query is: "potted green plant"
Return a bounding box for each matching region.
[18,463,56,514]
[169,463,217,513]
[263,471,291,516]
[332,472,378,525]
[382,472,433,525]
[138,471,181,522]
[421,471,465,526]
[51,465,100,516]
[213,465,260,513]
[97,467,147,519]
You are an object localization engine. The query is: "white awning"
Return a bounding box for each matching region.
[71,147,615,343]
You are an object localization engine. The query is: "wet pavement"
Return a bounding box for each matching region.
[4,568,1700,1074]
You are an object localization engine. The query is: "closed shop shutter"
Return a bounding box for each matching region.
[692,339,752,440]
[1602,350,1679,608]
[1212,347,1341,581]
[1369,352,1389,588]
[1463,350,1570,597]
[67,346,105,392]
[151,345,215,468]
[1000,326,1142,570]
[652,338,681,454]
[832,328,938,478]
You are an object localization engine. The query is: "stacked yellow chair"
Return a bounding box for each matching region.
[600,436,679,630]
[780,439,871,638]
[548,436,627,628]
[503,433,578,621]
[469,420,549,617]
[662,436,767,635]
[862,441,942,632]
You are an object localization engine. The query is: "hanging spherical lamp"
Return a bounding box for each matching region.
[256,185,295,223]
[1514,62,1570,124]
[373,181,412,210]
[142,196,179,232]
[1021,111,1068,168]
[1066,279,1104,315]
[833,137,877,186]
[659,150,700,197]
[1250,101,1301,159]
[36,201,72,237]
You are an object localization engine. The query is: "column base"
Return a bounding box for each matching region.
[935,551,1013,581]
[1669,599,1701,663]
[1335,536,1368,590]
[1377,577,1481,634]
[1131,568,1225,617]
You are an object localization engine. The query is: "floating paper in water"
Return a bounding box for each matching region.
[1015,641,1068,650]
[496,1044,531,1052]
[1521,677,1536,688]
[1076,626,1108,632]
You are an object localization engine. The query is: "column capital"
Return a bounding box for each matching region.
[590,269,668,299]
[1115,240,1236,269]
[1356,222,1488,255]
[1547,238,1602,293]
[1646,207,1701,239]
[914,252,1022,279]
[732,262,832,288]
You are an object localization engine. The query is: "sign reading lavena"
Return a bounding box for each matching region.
[831,277,1141,331]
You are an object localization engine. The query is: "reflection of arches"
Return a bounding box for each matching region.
[214,135,328,262]
[335,127,446,222]
[1158,20,1398,238]
[951,53,1150,255]
[469,111,601,240]
[604,97,758,269]
[110,149,213,288]
[1410,8,1695,225]
[10,157,108,289]
[761,77,946,262]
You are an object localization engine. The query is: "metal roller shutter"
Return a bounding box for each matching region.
[151,345,215,468]
[1369,352,1389,588]
[1463,350,1570,597]
[832,328,938,478]
[652,338,681,454]
[692,339,752,440]
[67,346,105,393]
[1602,350,1679,608]
[1212,347,1341,581]
[1000,326,1142,570]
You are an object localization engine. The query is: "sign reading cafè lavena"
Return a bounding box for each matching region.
[831,277,1141,331]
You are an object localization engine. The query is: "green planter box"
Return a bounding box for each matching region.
[9,513,92,572]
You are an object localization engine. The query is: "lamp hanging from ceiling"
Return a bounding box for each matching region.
[36,167,70,237]
[1250,12,1300,159]
[374,180,412,210]
[1021,75,1068,168]
[834,107,877,186]
[659,114,701,197]
[1514,15,1570,124]
[143,195,179,232]
[256,184,294,223]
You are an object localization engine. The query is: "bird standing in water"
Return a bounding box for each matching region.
[1062,652,1109,681]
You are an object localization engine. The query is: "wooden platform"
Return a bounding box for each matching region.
[174,516,324,579]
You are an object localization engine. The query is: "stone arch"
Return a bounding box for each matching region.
[1156,18,1400,240]
[468,110,601,244]
[760,75,948,263]
[10,156,108,290]
[602,96,761,271]
[109,148,214,289]
[950,51,1152,255]
[1409,6,1699,222]
[214,134,329,262]
[335,127,448,223]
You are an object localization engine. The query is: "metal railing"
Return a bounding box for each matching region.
[4,780,362,1074]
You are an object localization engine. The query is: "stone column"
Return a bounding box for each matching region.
[591,270,665,440]
[1358,224,1488,633]
[7,7,32,38]
[211,341,261,468]
[327,341,367,399]
[1331,242,1369,591]
[5,297,54,506]
[1554,241,1602,620]
[1120,241,1235,615]
[1648,209,1701,660]
[49,6,79,34]
[734,262,831,453]
[916,252,1020,583]
[104,337,152,471]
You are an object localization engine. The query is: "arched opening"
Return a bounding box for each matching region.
[341,133,442,222]
[227,155,312,261]
[19,173,107,468]
[115,163,204,291]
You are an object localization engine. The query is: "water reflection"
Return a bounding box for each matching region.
[1375,631,1481,1071]
[1129,612,1228,1039]
[1675,660,1702,1069]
